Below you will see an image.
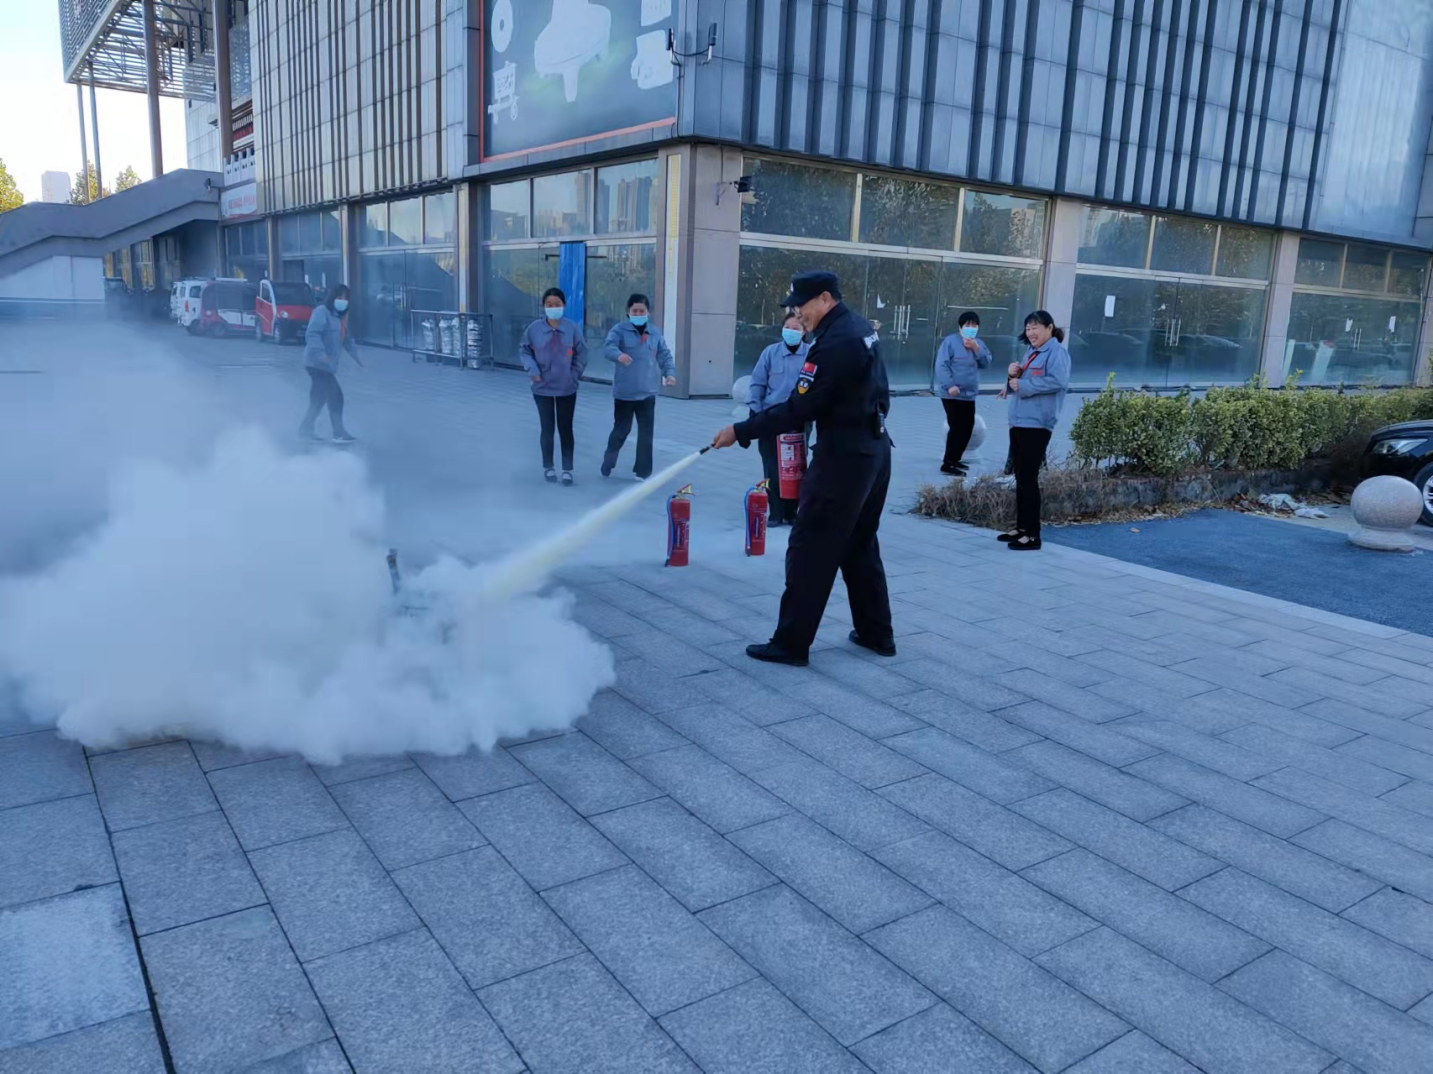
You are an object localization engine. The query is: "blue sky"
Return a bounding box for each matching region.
[0,4,189,201]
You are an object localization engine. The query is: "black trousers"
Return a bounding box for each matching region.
[1009,426,1053,537]
[534,393,577,470]
[299,369,348,437]
[756,432,805,523]
[941,398,976,466]
[603,396,657,478]
[772,442,893,656]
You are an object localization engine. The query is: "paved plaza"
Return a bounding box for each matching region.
[3,325,1433,1073]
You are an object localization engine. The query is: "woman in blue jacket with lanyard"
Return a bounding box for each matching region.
[520,287,588,485]
[934,310,993,475]
[1000,310,1071,551]
[747,313,811,525]
[601,294,676,481]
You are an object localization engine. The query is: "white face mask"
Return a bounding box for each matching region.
[545,306,564,322]
[333,299,349,313]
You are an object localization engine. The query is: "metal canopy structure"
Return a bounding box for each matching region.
[58,0,214,99]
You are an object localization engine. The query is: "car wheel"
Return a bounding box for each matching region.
[1416,462,1433,528]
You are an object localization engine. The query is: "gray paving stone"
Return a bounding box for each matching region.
[1301,697,1433,754]
[1221,724,1408,795]
[0,1012,165,1074]
[207,756,348,850]
[866,905,1126,1073]
[1182,868,1433,1009]
[240,1040,351,1073]
[112,810,265,934]
[876,830,1095,956]
[1198,688,1360,747]
[1008,740,1187,821]
[885,727,1054,804]
[0,729,92,810]
[569,593,647,638]
[1241,640,1385,682]
[393,846,581,989]
[894,691,1044,752]
[1219,950,1433,1074]
[1339,735,1433,783]
[1149,805,1381,912]
[893,660,1033,711]
[1023,850,1268,981]
[1013,790,1222,891]
[655,703,805,776]
[247,829,418,963]
[628,744,790,833]
[994,701,1157,766]
[478,953,697,1074]
[188,741,287,772]
[1036,926,1332,1074]
[997,675,1139,723]
[751,756,931,852]
[1167,657,1324,708]
[0,793,116,909]
[1109,718,1280,781]
[410,746,534,800]
[1063,1030,1197,1073]
[140,906,331,1074]
[1337,645,1433,685]
[1091,679,1244,733]
[1294,819,1433,903]
[1080,651,1215,698]
[879,773,1072,870]
[576,690,688,759]
[1342,888,1433,961]
[1382,778,1433,817]
[1125,754,1325,837]
[457,782,627,890]
[642,607,744,648]
[89,741,217,831]
[1414,994,1433,1029]
[309,755,413,786]
[306,928,522,1074]
[0,885,148,1050]
[808,646,926,699]
[1252,767,1433,855]
[699,885,934,1046]
[776,676,928,738]
[329,768,484,869]
[769,714,928,788]
[1272,667,1427,718]
[853,1003,1039,1073]
[543,865,755,1017]
[678,667,816,726]
[730,813,933,934]
[658,977,867,1074]
[590,797,773,911]
[508,731,662,816]
[612,656,708,716]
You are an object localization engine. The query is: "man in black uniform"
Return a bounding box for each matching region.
[712,271,895,667]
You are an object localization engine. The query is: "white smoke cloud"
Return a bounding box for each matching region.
[0,428,616,763]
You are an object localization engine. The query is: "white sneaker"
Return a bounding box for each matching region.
[633,474,648,482]
[561,471,574,486]
[544,469,558,483]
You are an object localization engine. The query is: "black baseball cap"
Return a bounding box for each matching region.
[781,271,842,308]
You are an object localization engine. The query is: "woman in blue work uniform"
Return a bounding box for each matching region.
[934,310,993,475]
[601,293,677,481]
[520,287,588,485]
[747,313,811,525]
[1000,310,1071,551]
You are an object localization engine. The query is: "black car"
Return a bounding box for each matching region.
[1362,420,1433,526]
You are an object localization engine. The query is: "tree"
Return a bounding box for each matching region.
[114,165,141,192]
[70,164,111,204]
[0,158,22,214]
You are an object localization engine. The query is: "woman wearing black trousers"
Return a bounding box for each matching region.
[934,310,993,475]
[999,310,1071,551]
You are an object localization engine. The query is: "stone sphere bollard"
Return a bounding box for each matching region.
[1349,476,1423,552]
[731,376,751,404]
[968,413,987,451]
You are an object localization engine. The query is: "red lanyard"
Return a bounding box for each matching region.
[1019,349,1042,374]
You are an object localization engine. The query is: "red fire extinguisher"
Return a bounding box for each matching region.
[745,480,769,556]
[666,484,692,567]
[778,432,806,502]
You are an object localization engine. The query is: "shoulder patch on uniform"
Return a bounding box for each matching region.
[863,331,880,350]
[796,362,817,394]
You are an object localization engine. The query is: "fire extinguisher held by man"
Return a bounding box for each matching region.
[747,313,811,525]
[711,271,896,668]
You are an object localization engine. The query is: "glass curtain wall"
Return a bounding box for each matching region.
[223,221,270,281]
[482,160,659,373]
[355,191,458,347]
[1071,209,1274,388]
[736,157,1045,388]
[1284,240,1429,385]
[277,209,343,300]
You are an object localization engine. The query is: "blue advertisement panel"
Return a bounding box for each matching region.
[481,0,678,161]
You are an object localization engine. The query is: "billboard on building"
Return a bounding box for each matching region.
[481,0,677,161]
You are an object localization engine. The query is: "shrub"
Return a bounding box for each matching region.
[1068,377,1197,476]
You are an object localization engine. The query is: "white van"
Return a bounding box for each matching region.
[171,278,208,322]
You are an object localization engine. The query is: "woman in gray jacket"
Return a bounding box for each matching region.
[1000,310,1071,551]
[601,294,676,481]
[299,284,361,443]
[521,287,588,485]
[747,313,810,525]
[934,310,993,476]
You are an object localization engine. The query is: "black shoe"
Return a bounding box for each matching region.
[849,630,897,658]
[745,643,808,667]
[600,460,613,477]
[940,462,967,476]
[1008,535,1042,551]
[996,529,1021,543]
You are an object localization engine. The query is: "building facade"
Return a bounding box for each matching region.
[207,0,1433,392]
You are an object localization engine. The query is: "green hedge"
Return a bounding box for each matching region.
[1069,377,1433,478]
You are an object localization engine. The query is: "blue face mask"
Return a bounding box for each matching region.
[545,306,564,322]
[960,325,978,339]
[333,299,349,313]
[782,327,803,347]
[630,314,649,328]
